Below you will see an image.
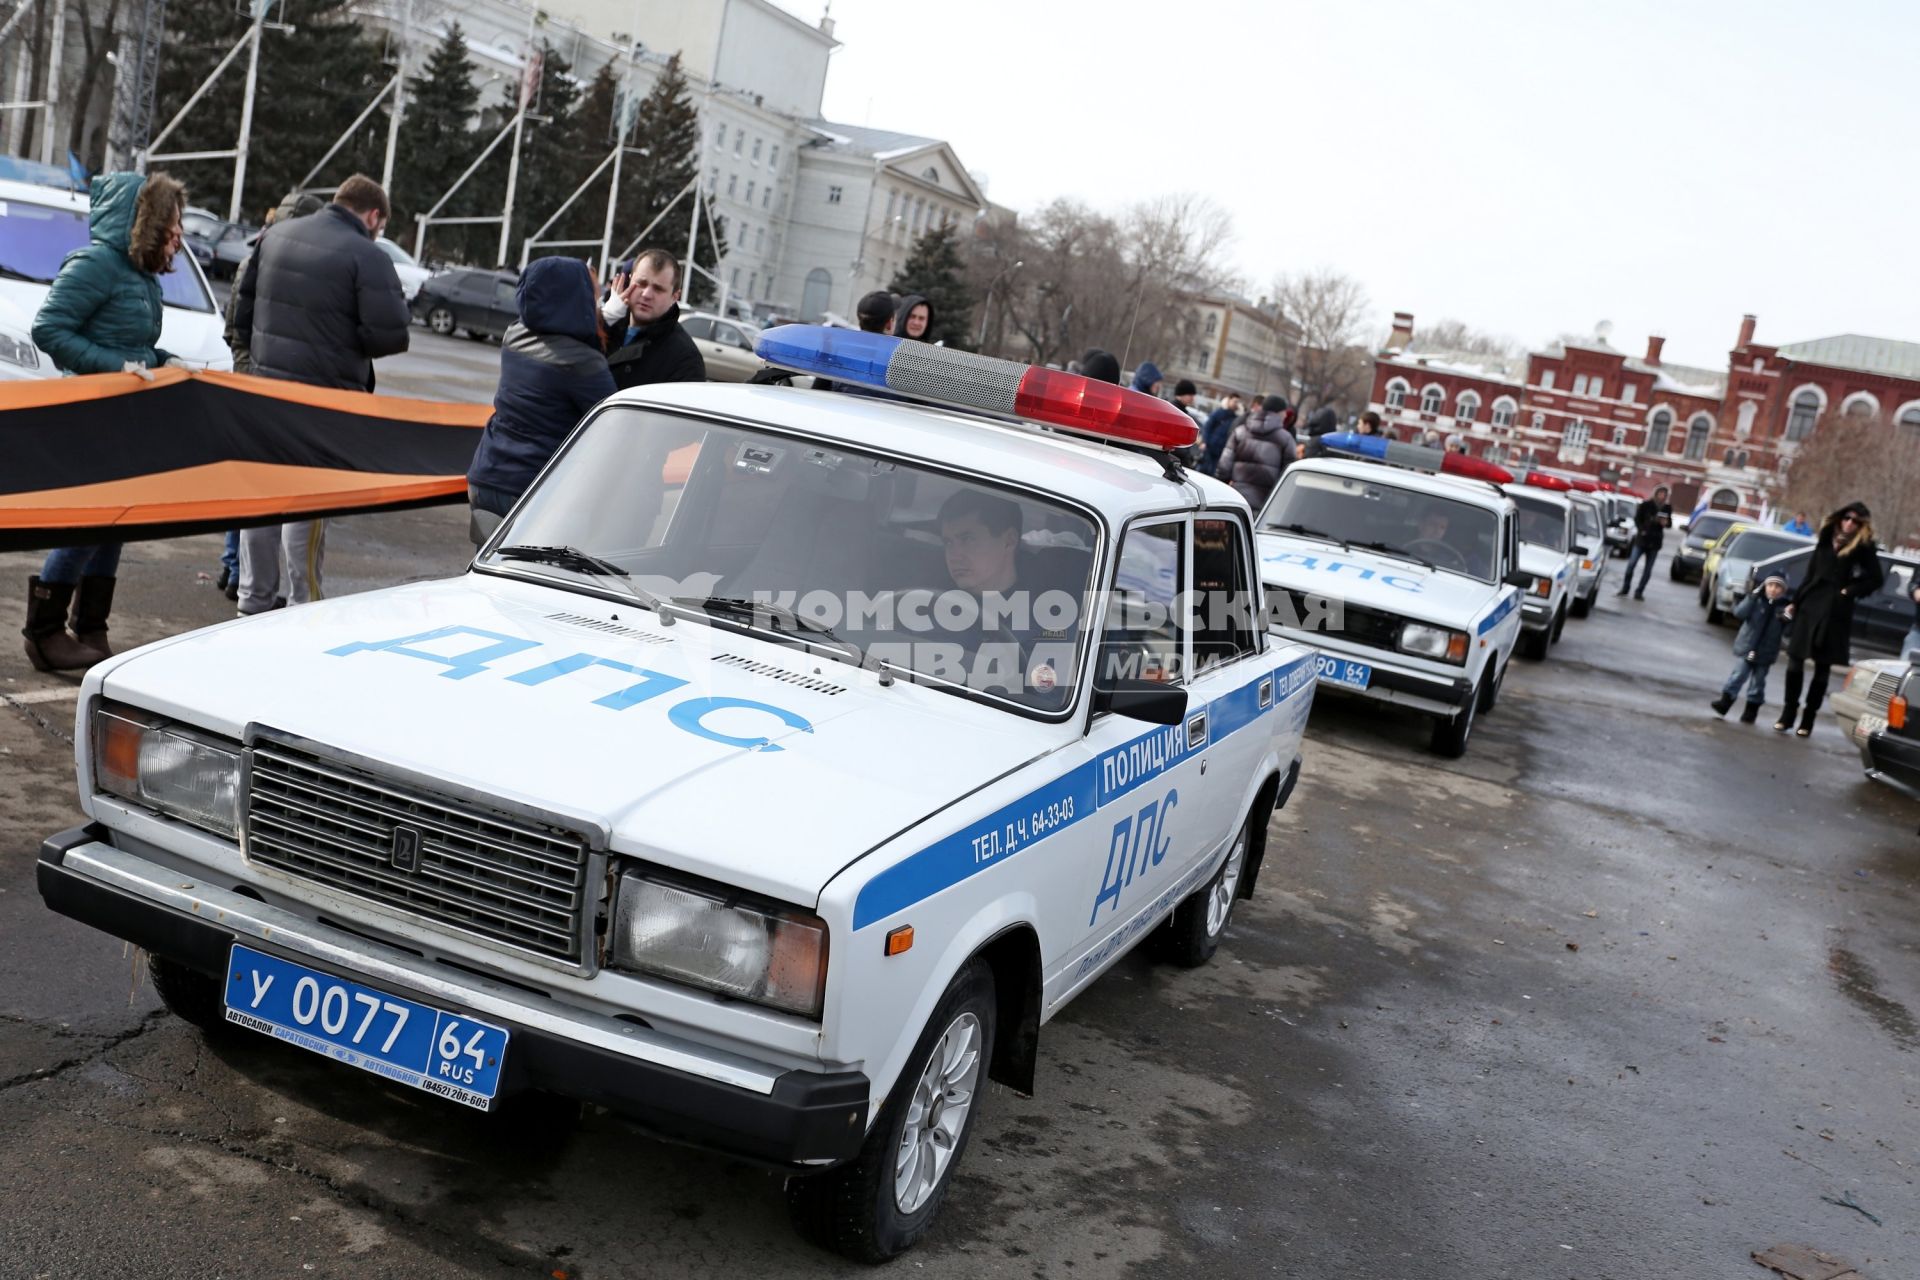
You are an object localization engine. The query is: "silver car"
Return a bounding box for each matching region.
[1701,526,1812,624]
[681,312,764,382]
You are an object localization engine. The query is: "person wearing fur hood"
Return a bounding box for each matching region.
[1776,500,1883,736]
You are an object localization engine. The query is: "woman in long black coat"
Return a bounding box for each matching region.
[1777,500,1883,736]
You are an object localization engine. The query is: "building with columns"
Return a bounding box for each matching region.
[1371,311,1920,518]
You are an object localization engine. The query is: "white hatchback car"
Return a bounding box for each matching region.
[0,176,233,376]
[38,328,1315,1261]
[1254,434,1526,757]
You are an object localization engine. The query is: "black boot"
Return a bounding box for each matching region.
[1710,694,1734,716]
[70,574,116,658]
[1797,706,1818,737]
[21,577,103,673]
[1739,702,1761,724]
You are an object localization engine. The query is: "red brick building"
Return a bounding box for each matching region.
[1370,313,1920,518]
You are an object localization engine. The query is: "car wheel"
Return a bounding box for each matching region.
[1431,681,1479,757]
[786,960,995,1262]
[1706,601,1724,625]
[1155,815,1253,968]
[1571,590,1592,619]
[148,954,231,1036]
[1519,627,1550,660]
[428,307,455,335]
[1550,605,1567,644]
[1669,561,1684,582]
[1478,656,1505,713]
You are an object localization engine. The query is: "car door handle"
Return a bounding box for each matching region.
[1186,711,1208,750]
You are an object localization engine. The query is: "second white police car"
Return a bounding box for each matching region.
[1501,475,1585,658]
[37,327,1315,1262]
[1254,433,1529,757]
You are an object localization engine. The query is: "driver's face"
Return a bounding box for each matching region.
[942,514,1018,593]
[1418,512,1450,540]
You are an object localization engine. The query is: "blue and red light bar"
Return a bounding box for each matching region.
[1319,431,1514,484]
[754,325,1199,451]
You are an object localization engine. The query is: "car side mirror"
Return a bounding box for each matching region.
[1572,544,1591,557]
[1093,679,1189,725]
[1503,569,1535,589]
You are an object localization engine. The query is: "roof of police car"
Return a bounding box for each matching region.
[608,379,1242,515]
[1288,454,1514,508]
[1503,480,1576,508]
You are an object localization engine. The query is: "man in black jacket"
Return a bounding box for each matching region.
[233,174,409,615]
[599,247,705,389]
[1614,484,1672,600]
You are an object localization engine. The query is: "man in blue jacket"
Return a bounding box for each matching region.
[1199,393,1242,475]
[466,257,618,541]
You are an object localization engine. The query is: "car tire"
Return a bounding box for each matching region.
[1431,680,1479,757]
[1706,601,1724,626]
[1669,561,1684,582]
[1550,605,1567,644]
[428,307,455,335]
[1571,590,1592,619]
[1156,815,1253,968]
[1478,656,1505,713]
[786,960,995,1262]
[1519,627,1550,660]
[465,329,491,343]
[148,954,230,1036]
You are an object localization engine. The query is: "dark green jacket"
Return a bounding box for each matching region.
[30,172,171,374]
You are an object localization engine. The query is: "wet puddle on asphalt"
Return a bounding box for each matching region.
[1828,946,1918,1050]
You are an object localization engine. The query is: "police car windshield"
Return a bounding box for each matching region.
[1509,494,1568,552]
[1261,471,1500,582]
[483,407,1101,714]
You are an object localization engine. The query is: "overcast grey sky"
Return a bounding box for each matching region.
[784,0,1916,369]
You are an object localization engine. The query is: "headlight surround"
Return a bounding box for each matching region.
[612,872,828,1018]
[92,703,242,838]
[0,332,40,369]
[1530,576,1553,598]
[1397,621,1469,665]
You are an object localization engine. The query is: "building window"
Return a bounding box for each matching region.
[1572,374,1588,397]
[714,124,727,150]
[1420,385,1444,414]
[1540,370,1556,390]
[1612,424,1628,446]
[801,267,832,320]
[769,145,779,168]
[1786,390,1820,440]
[827,186,843,204]
[727,173,737,197]
[709,166,719,192]
[730,267,741,290]
[748,271,758,297]
[1622,383,1636,405]
[1385,378,1410,409]
[1684,415,1712,459]
[762,186,771,208]
[755,226,765,252]
[1456,392,1480,423]
[885,190,896,222]
[1204,313,1218,337]
[1530,410,1545,430]
[1562,419,1591,458]
[1646,409,1672,453]
[733,130,743,155]
[1491,396,1516,428]
[1842,391,1881,418]
[745,181,755,204]
[1898,403,1920,432]
[752,138,762,162]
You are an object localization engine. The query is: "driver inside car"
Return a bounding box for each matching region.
[929,490,1077,704]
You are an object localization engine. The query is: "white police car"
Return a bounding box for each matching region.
[37,327,1315,1261]
[1254,433,1527,757]
[1502,478,1583,658]
[1563,487,1609,618]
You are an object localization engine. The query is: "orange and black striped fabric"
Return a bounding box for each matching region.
[0,368,489,550]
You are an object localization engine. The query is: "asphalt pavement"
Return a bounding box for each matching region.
[2,509,1916,1277]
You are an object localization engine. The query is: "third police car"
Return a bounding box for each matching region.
[1502,475,1586,657]
[1254,433,1528,757]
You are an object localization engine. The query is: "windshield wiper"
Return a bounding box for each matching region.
[1353,540,1437,571]
[1271,522,1351,551]
[673,595,867,668]
[492,544,666,614]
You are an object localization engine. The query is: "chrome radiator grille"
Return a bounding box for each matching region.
[1867,671,1902,720]
[244,744,592,964]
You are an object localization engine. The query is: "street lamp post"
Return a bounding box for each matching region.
[976,258,1022,350]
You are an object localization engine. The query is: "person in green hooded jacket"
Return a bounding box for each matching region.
[24,170,187,673]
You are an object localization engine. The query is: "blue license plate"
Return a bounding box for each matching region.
[1315,654,1372,689]
[223,944,509,1111]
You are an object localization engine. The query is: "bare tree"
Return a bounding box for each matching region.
[1275,268,1373,415]
[1408,317,1520,359]
[1781,410,1920,547]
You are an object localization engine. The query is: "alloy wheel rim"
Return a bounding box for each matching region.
[893,1011,982,1215]
[1206,830,1248,936]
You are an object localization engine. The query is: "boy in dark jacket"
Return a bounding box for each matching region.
[1711,571,1791,722]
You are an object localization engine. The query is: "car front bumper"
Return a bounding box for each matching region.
[1865,730,1920,801]
[38,825,869,1169]
[1673,551,1706,582]
[1289,636,1475,718]
[1520,599,1555,630]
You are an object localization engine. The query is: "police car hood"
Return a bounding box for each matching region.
[96,575,1052,907]
[1256,531,1494,624]
[1516,542,1570,581]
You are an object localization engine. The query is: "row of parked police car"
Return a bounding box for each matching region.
[28,327,1663,1260]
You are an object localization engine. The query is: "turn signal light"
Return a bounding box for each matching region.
[1445,633,1469,663]
[1891,696,1907,730]
[885,925,915,956]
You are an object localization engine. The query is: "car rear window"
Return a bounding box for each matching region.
[0,195,214,312]
[1725,531,1802,562]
